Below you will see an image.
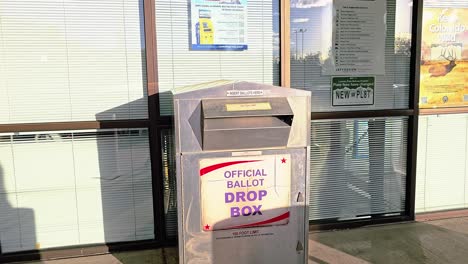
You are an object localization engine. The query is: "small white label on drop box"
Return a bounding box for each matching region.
[226,90,264,97]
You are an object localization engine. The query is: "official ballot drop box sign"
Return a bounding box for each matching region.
[172,81,311,264]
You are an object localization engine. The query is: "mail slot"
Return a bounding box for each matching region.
[172,80,311,264]
[202,97,293,150]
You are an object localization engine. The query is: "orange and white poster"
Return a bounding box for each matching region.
[199,155,291,231]
[420,8,468,108]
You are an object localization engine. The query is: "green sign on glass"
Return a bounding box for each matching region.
[331,76,375,106]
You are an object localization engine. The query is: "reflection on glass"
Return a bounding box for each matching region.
[290,0,413,112]
[310,117,408,221]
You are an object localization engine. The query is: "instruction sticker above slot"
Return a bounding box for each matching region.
[225,102,272,112]
[226,90,264,97]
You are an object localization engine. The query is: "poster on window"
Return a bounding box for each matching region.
[190,0,248,51]
[420,8,468,108]
[323,0,386,75]
[331,76,374,106]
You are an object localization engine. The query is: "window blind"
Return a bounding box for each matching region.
[0,129,153,253]
[155,0,280,115]
[310,117,408,221]
[290,0,412,112]
[0,0,147,124]
[161,129,177,240]
[416,114,468,213]
[415,0,468,213]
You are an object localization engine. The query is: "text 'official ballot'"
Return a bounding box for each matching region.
[200,155,291,231]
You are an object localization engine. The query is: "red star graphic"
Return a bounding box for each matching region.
[281,158,287,163]
[204,224,210,230]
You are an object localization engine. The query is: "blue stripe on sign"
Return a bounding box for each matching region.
[191,44,248,51]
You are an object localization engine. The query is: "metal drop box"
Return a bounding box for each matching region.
[172,81,311,264]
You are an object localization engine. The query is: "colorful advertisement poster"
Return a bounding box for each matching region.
[190,0,248,51]
[420,8,468,108]
[332,76,375,106]
[200,155,290,231]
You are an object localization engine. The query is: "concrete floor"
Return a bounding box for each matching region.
[22,248,179,264]
[309,216,468,264]
[19,216,468,264]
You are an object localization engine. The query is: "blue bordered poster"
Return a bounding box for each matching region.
[190,0,248,51]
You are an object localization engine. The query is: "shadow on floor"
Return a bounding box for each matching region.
[24,248,179,264]
[112,248,178,264]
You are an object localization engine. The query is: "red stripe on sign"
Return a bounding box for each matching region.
[229,211,290,229]
[199,160,260,176]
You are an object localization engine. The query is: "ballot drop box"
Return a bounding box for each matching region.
[172,81,311,264]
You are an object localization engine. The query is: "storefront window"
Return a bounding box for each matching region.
[0,0,148,123]
[0,1,154,253]
[0,129,153,253]
[290,0,413,112]
[416,0,468,214]
[419,0,468,108]
[310,117,408,221]
[156,0,281,115]
[290,0,413,223]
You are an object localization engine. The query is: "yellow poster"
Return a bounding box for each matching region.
[420,8,468,108]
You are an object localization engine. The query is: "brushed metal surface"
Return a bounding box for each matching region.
[172,81,311,264]
[179,149,307,264]
[204,116,289,130]
[202,97,293,118]
[203,116,291,150]
[203,126,290,151]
